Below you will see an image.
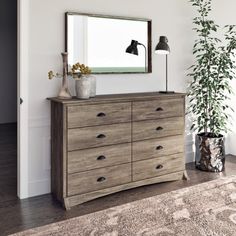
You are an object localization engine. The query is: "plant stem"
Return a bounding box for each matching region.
[200,2,209,133]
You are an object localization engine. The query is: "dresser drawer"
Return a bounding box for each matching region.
[68,163,131,195]
[133,135,184,162]
[68,143,131,174]
[67,102,131,128]
[133,98,184,121]
[133,153,184,181]
[133,117,184,141]
[68,123,131,151]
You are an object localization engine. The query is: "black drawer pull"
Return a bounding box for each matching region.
[97,177,106,182]
[156,126,163,131]
[156,107,163,111]
[96,134,106,139]
[156,164,163,170]
[97,112,106,117]
[97,155,106,161]
[156,145,164,150]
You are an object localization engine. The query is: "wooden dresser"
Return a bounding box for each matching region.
[48,92,187,209]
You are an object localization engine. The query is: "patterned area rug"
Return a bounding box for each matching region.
[12,176,236,236]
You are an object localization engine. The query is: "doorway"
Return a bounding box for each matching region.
[0,0,17,202]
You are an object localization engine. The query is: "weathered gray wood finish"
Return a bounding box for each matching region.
[132,135,184,162]
[50,102,67,203]
[67,171,184,207]
[132,98,184,121]
[68,143,131,173]
[67,123,131,150]
[132,117,184,141]
[48,92,186,209]
[68,163,131,195]
[133,153,184,181]
[67,102,131,128]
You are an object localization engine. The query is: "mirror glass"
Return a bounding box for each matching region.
[66,13,152,74]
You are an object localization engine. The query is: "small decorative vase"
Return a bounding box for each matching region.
[58,52,72,99]
[90,75,96,97]
[195,133,225,172]
[75,75,91,99]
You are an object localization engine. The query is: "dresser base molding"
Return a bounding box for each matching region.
[182,170,190,180]
[62,171,185,210]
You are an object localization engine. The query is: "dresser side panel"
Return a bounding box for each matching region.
[51,101,67,202]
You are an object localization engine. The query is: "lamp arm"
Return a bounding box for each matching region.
[138,43,146,50]
[138,43,147,72]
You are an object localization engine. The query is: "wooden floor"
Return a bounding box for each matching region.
[0,123,17,203]
[0,153,235,235]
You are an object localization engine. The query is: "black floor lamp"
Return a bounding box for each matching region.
[155,36,174,93]
[126,40,147,72]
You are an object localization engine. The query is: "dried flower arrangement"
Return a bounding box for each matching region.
[48,62,91,80]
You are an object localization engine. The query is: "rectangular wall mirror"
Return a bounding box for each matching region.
[65,12,152,74]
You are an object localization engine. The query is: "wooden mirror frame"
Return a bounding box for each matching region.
[65,12,152,74]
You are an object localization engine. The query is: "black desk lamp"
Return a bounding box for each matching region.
[155,36,174,93]
[126,40,147,72]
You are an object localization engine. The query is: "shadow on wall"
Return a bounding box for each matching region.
[225,79,236,155]
[185,108,195,164]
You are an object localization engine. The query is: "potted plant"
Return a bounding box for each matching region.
[188,0,236,172]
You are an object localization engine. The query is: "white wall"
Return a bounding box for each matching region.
[23,0,236,197]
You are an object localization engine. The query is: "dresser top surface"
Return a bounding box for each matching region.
[48,92,186,105]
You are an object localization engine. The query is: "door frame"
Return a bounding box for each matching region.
[17,0,29,199]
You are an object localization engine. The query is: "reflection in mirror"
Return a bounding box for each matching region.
[66,13,152,74]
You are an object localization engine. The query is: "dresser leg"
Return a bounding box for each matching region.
[63,199,71,210]
[182,170,190,181]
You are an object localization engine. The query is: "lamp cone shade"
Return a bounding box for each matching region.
[155,36,170,55]
[126,40,139,55]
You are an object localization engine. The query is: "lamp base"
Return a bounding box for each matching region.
[159,91,175,94]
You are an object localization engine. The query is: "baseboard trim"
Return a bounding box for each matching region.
[28,179,50,197]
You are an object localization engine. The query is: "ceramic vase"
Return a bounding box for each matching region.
[75,75,91,99]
